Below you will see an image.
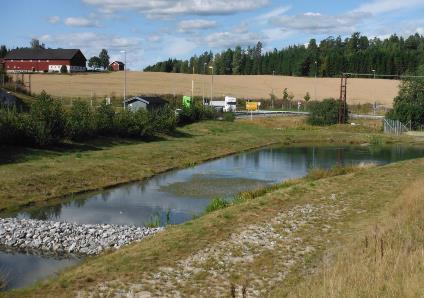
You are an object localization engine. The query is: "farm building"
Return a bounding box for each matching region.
[124,96,168,111]
[109,61,125,71]
[4,48,86,73]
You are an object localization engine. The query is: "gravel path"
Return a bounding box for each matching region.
[0,218,163,256]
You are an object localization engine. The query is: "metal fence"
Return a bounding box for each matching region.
[383,119,409,135]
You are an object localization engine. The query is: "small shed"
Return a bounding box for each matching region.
[109,61,125,71]
[0,90,17,107]
[124,96,168,111]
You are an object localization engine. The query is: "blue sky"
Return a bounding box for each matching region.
[2,0,424,70]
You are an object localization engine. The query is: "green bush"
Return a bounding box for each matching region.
[178,104,217,125]
[28,91,66,145]
[66,101,96,141]
[307,98,348,126]
[148,106,177,134]
[0,107,28,145]
[386,67,424,129]
[114,109,151,138]
[96,101,116,136]
[222,112,235,122]
[205,197,229,213]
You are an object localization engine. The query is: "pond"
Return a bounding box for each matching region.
[1,144,423,290]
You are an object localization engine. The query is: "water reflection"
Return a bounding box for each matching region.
[0,251,79,290]
[1,144,423,290]
[9,145,424,227]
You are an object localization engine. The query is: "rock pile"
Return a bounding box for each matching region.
[0,218,163,256]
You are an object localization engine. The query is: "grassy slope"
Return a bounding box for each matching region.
[7,157,424,297]
[0,118,399,212]
[284,178,424,298]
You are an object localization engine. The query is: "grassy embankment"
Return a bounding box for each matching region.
[0,117,402,213]
[6,151,423,296]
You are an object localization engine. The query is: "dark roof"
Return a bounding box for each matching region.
[0,90,17,107]
[110,61,124,65]
[124,96,168,105]
[4,48,85,60]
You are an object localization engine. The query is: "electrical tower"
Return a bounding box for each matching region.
[338,74,348,124]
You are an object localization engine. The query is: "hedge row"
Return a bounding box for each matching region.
[0,92,217,147]
[307,98,349,126]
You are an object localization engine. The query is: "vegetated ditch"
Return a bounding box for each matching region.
[1,144,424,290]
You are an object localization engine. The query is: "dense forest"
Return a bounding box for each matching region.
[144,33,424,77]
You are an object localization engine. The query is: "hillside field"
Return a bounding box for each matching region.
[29,72,400,106]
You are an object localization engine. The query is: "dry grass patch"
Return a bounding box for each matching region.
[288,178,424,297]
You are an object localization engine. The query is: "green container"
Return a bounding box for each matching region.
[183,96,192,108]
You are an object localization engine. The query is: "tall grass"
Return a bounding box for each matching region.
[205,197,229,213]
[206,165,374,214]
[289,179,424,297]
[306,163,376,181]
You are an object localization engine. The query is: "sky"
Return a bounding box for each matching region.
[1,0,424,70]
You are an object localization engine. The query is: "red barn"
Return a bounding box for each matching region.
[109,61,125,71]
[4,48,86,73]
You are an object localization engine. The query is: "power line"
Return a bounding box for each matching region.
[342,72,424,79]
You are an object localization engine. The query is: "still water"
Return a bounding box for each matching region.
[1,145,423,290]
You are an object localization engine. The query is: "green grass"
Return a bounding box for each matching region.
[0,117,409,213]
[6,157,424,297]
[205,197,229,213]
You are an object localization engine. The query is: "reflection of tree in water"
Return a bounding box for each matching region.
[27,204,63,221]
[100,190,112,202]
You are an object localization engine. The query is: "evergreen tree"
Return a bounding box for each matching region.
[143,32,424,78]
[99,49,110,70]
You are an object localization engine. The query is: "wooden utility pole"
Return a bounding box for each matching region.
[339,74,348,124]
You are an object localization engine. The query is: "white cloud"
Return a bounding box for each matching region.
[270,11,369,34]
[83,0,270,18]
[39,32,141,49]
[48,16,60,24]
[178,19,216,32]
[256,6,291,21]
[203,27,262,48]
[262,28,292,42]
[64,17,100,28]
[165,37,197,57]
[354,0,424,15]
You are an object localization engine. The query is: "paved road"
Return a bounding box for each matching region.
[235,110,384,120]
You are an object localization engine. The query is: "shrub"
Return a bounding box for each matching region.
[96,101,116,136]
[66,100,96,141]
[114,109,150,138]
[386,65,424,129]
[28,91,65,145]
[307,98,348,126]
[60,65,68,73]
[205,197,229,213]
[0,107,28,145]
[148,106,177,134]
[178,104,217,125]
[222,112,235,122]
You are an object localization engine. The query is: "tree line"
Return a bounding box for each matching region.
[144,33,424,77]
